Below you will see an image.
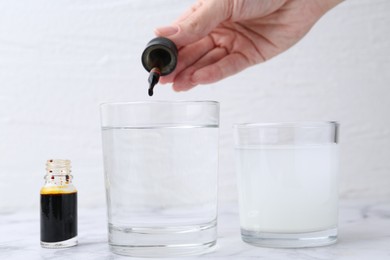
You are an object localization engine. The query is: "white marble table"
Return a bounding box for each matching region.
[1,199,389,260]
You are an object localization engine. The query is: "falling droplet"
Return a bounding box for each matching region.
[147,68,160,97]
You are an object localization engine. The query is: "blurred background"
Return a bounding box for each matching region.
[0,0,389,212]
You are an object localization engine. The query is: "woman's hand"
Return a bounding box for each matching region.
[155,0,343,91]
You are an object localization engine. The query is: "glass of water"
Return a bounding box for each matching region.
[234,121,339,248]
[100,101,219,257]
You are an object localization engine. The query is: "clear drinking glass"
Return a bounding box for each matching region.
[100,101,219,257]
[234,122,339,248]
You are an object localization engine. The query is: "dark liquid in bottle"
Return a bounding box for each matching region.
[40,192,77,242]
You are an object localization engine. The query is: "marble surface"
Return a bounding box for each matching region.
[1,199,390,260]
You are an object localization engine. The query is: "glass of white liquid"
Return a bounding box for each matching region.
[234,122,339,248]
[100,101,219,257]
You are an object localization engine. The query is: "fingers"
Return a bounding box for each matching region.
[159,36,215,84]
[155,0,228,47]
[172,47,228,91]
[195,53,250,84]
[174,53,251,91]
[174,1,202,24]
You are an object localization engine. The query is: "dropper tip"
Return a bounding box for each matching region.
[147,68,160,97]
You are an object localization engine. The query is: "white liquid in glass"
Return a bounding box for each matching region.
[236,144,338,233]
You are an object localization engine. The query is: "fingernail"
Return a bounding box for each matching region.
[155,25,179,36]
[191,72,202,85]
[172,83,182,92]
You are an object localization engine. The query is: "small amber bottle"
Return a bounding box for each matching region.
[40,159,78,248]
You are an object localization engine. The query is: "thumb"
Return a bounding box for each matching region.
[155,0,229,47]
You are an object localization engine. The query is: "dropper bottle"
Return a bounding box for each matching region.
[141,37,178,96]
[40,159,78,248]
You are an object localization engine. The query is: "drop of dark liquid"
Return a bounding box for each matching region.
[147,68,160,97]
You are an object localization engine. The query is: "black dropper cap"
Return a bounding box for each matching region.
[141,37,178,96]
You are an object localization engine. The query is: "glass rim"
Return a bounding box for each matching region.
[100,100,219,107]
[233,121,339,129]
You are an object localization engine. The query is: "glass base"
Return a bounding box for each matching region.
[241,228,337,248]
[110,241,216,257]
[40,236,78,249]
[109,221,217,257]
